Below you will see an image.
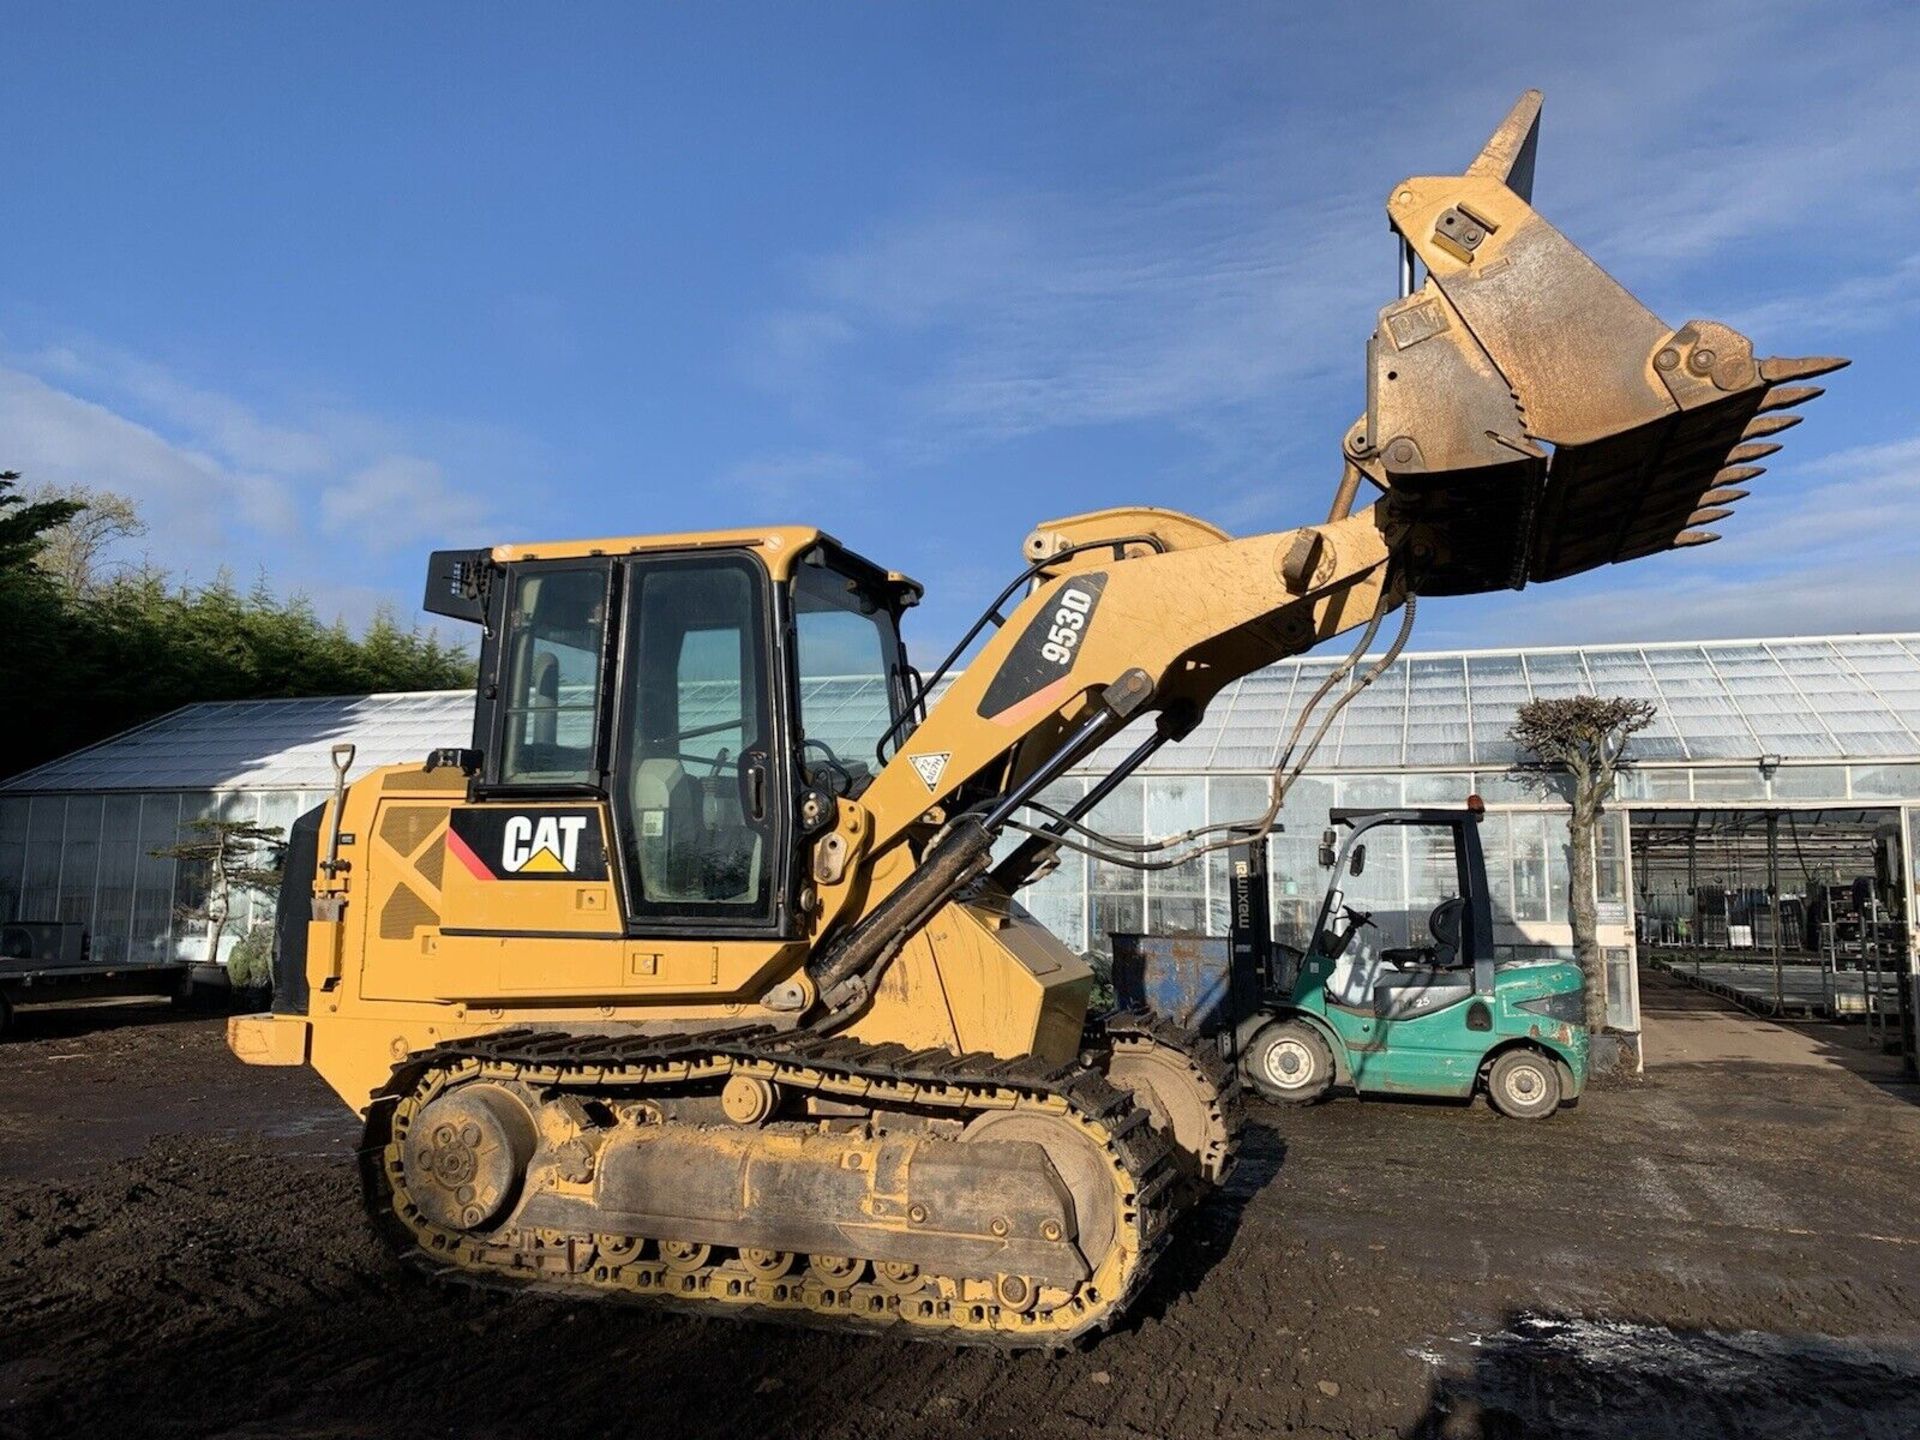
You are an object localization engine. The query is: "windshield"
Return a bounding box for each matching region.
[791,559,904,794]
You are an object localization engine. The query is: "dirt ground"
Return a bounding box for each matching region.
[4,974,1919,1440]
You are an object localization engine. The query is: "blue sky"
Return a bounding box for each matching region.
[3,1,1916,662]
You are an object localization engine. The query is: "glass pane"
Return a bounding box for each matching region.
[92,795,143,964]
[1144,776,1206,899]
[20,798,65,922]
[134,794,182,961]
[1090,892,1142,960]
[1769,765,1848,800]
[1850,764,1920,801]
[0,797,30,922]
[500,567,607,785]
[792,560,902,789]
[57,795,102,927]
[623,561,772,913]
[1511,813,1550,922]
[1606,948,1634,1028]
[1087,778,1145,908]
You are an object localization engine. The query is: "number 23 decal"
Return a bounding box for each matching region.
[1040,586,1095,666]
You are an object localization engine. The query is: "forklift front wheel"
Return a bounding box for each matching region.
[1486,1048,1563,1120]
[1243,1020,1334,1104]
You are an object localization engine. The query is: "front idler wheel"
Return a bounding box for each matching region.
[399,1083,537,1232]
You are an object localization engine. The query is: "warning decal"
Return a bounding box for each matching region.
[909,752,951,791]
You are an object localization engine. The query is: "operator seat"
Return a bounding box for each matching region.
[1381,896,1467,970]
[630,757,705,899]
[1427,896,1464,967]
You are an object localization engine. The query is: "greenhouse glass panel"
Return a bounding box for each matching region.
[1090,893,1142,959]
[1545,814,1571,923]
[1086,778,1144,959]
[57,795,102,927]
[1596,811,1625,904]
[1404,656,1472,765]
[20,798,64,922]
[134,794,182,961]
[1023,868,1087,955]
[1511,813,1550,922]
[1404,772,1475,804]
[1334,775,1402,807]
[1769,765,1849,800]
[1693,767,1767,800]
[1522,651,1590,699]
[1466,654,1532,764]
[1606,949,1634,1029]
[1849,764,1920,801]
[93,795,143,964]
[1480,813,1517,927]
[0,797,27,921]
[1144,776,1207,906]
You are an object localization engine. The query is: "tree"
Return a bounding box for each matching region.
[1509,696,1657,1030]
[0,470,82,572]
[26,482,147,594]
[0,474,475,780]
[151,818,285,967]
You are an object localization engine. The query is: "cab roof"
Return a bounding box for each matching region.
[490,525,920,602]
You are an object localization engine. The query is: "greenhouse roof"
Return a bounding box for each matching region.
[1,691,473,795]
[6,634,1919,795]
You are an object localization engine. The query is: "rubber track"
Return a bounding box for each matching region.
[362,1025,1183,1349]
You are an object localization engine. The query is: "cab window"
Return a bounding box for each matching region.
[498,566,607,786]
[791,559,904,795]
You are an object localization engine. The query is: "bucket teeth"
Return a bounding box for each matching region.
[1715,464,1766,485]
[1757,384,1824,413]
[1726,442,1782,463]
[1698,487,1750,506]
[1742,413,1802,439]
[1759,355,1850,384]
[1672,531,1720,549]
[1686,506,1735,527]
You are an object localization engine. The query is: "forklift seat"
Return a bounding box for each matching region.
[1381,896,1467,970]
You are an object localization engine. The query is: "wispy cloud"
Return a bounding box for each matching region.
[0,335,515,624]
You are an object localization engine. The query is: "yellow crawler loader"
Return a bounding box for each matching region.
[230,92,1841,1345]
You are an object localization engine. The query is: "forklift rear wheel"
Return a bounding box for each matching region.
[1244,1020,1334,1104]
[0,992,11,1039]
[1486,1049,1562,1120]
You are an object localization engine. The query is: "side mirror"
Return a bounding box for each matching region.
[1349,843,1368,878]
[1318,829,1338,868]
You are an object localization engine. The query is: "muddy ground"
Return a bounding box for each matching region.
[3,974,1919,1439]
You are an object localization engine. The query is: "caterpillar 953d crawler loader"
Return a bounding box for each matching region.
[230,91,1842,1346]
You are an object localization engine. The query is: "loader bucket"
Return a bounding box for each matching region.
[1351,90,1844,596]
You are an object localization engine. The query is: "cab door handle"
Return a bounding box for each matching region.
[743,755,768,821]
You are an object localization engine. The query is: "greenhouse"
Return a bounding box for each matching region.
[3,634,1916,1054]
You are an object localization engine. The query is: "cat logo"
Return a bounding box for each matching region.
[501,814,589,874]
[446,807,609,882]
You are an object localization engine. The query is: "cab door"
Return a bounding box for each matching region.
[609,552,795,938]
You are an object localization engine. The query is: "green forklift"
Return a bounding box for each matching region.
[1111,802,1588,1119]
